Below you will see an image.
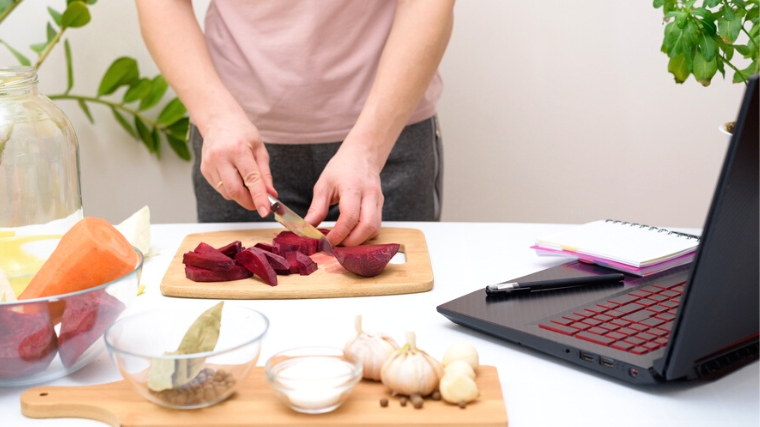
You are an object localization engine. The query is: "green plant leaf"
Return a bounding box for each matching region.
[664,22,685,57]
[139,75,168,110]
[668,53,691,83]
[716,55,726,77]
[48,7,62,27]
[166,133,191,161]
[30,42,47,54]
[722,3,736,20]
[134,116,155,153]
[693,50,718,85]
[167,117,190,140]
[77,99,93,123]
[653,0,665,8]
[157,98,187,125]
[692,7,711,20]
[61,1,90,28]
[718,16,743,42]
[98,57,139,96]
[45,22,56,43]
[0,40,30,66]
[123,78,151,103]
[112,107,137,139]
[699,33,716,61]
[152,126,161,159]
[64,39,73,93]
[705,0,721,8]
[733,0,747,8]
[720,40,735,60]
[734,44,751,55]
[684,0,697,8]
[698,15,717,36]
[732,60,756,83]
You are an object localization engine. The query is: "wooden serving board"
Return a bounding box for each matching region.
[21,366,508,427]
[160,228,434,300]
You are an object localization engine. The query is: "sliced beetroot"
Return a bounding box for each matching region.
[260,250,290,272]
[254,242,280,255]
[294,252,318,276]
[185,265,253,282]
[58,289,126,368]
[235,247,278,286]
[216,241,243,258]
[182,251,235,271]
[273,233,319,255]
[284,251,300,274]
[0,304,58,379]
[333,243,400,277]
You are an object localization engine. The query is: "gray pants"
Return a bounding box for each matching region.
[191,116,443,223]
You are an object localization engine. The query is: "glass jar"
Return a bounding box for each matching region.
[0,66,83,297]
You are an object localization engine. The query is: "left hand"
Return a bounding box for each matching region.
[303,142,384,247]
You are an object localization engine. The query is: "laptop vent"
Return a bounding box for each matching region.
[695,342,759,379]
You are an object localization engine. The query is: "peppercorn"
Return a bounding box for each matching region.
[380,398,389,407]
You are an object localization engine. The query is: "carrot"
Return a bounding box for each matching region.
[18,217,137,300]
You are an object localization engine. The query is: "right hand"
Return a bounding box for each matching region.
[199,113,277,218]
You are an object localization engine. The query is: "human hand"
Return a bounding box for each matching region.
[199,114,277,217]
[304,143,384,247]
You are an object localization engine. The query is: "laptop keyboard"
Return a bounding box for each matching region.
[538,281,685,355]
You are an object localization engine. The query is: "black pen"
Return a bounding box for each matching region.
[485,273,625,296]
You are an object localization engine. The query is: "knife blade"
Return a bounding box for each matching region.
[267,195,333,255]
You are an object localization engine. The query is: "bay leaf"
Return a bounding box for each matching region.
[147,350,178,392]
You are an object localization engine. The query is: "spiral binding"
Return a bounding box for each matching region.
[604,219,700,241]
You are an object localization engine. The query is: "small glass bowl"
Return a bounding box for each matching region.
[265,346,363,414]
[0,248,143,387]
[104,304,268,410]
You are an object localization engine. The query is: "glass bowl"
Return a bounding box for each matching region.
[265,346,363,414]
[104,304,269,410]
[0,248,143,387]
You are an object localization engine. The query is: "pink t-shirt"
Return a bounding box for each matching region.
[204,0,443,144]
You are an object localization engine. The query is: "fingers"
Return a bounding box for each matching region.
[237,146,272,217]
[330,187,382,247]
[304,183,334,229]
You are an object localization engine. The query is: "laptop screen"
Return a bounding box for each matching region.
[658,76,759,380]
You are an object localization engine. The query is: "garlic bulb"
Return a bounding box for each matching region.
[380,331,444,396]
[442,342,479,369]
[444,360,476,380]
[344,315,398,381]
[439,372,480,404]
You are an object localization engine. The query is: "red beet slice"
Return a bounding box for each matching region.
[182,251,235,271]
[260,250,290,272]
[333,243,400,277]
[254,242,280,255]
[273,233,319,255]
[0,304,58,379]
[185,265,253,282]
[58,289,126,368]
[294,252,318,275]
[216,241,243,258]
[235,247,278,286]
[284,251,300,274]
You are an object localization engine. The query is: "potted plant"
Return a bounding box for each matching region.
[654,0,759,133]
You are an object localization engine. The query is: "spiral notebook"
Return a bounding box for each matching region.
[531,220,700,276]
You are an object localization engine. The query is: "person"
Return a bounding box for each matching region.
[135,0,454,247]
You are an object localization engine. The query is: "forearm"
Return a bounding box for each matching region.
[134,0,246,135]
[346,0,455,169]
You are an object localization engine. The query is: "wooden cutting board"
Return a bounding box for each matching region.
[21,366,508,427]
[160,228,434,300]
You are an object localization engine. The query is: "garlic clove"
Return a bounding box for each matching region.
[442,342,479,369]
[444,360,476,379]
[439,372,480,404]
[344,315,398,381]
[380,331,443,397]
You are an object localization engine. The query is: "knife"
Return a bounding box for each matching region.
[267,195,333,256]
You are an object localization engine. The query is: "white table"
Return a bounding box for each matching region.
[2,222,758,427]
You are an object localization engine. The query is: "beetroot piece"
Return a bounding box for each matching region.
[260,250,290,272]
[273,232,319,255]
[58,289,126,368]
[333,243,400,277]
[254,242,280,255]
[235,248,278,286]
[182,251,235,271]
[216,241,243,258]
[284,251,300,274]
[185,265,253,282]
[294,251,318,276]
[0,304,58,379]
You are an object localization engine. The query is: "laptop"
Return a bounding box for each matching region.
[437,75,759,385]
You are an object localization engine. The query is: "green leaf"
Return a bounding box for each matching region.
[152,126,161,158]
[665,22,685,57]
[691,7,711,19]
[48,7,62,27]
[167,117,190,140]
[134,116,154,152]
[720,40,735,60]
[157,98,187,125]
[64,39,73,93]
[716,55,726,77]
[699,33,716,61]
[718,17,742,43]
[0,40,31,66]
[722,4,736,20]
[61,1,91,28]
[77,99,93,124]
[732,60,756,83]
[693,51,718,85]
[30,42,47,54]
[735,44,751,55]
[705,0,721,8]
[654,0,665,7]
[46,22,56,42]
[123,78,151,103]
[112,108,137,139]
[139,75,168,111]
[698,15,717,36]
[663,0,678,14]
[97,57,139,96]
[166,133,191,161]
[668,53,691,83]
[685,0,697,8]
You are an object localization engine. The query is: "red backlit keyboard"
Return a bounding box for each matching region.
[538,281,685,355]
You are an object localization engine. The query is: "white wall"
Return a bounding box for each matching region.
[1,1,747,228]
